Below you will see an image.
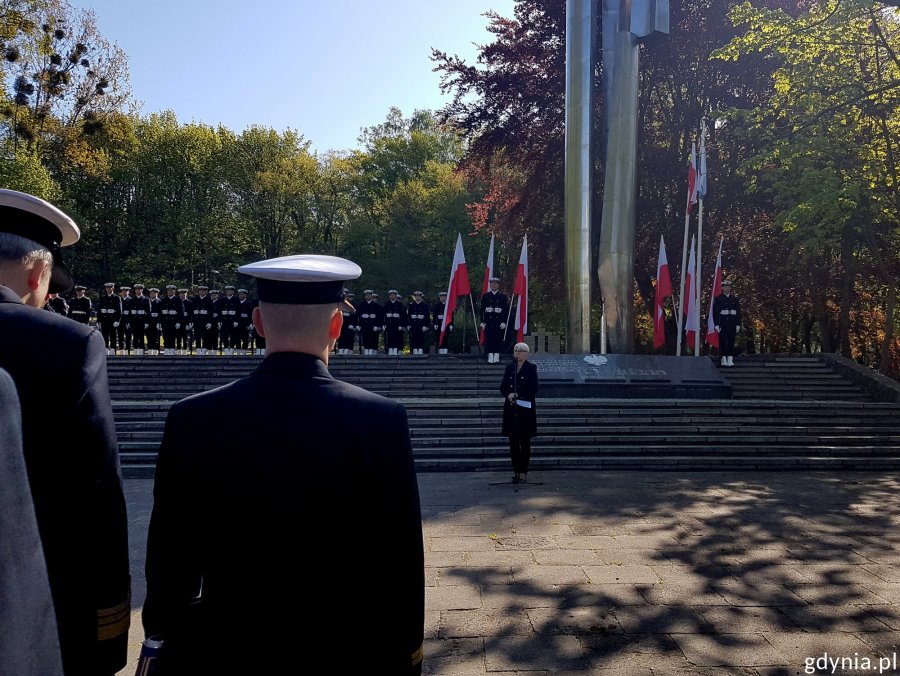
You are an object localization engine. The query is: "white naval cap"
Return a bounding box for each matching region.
[0,188,81,293]
[238,254,361,307]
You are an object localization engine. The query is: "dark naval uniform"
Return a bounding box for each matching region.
[143,352,424,674]
[337,297,357,354]
[176,292,193,353]
[117,291,133,353]
[147,291,161,353]
[159,290,183,355]
[211,292,226,353]
[131,289,151,352]
[192,291,215,353]
[220,289,240,352]
[383,294,408,355]
[0,285,130,676]
[358,295,384,354]
[235,294,253,352]
[407,296,430,354]
[46,294,68,316]
[712,287,742,365]
[67,291,92,325]
[97,288,122,351]
[481,288,509,362]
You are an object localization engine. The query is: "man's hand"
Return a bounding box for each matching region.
[206,323,212,330]
[735,326,741,333]
[507,393,517,403]
[715,325,721,333]
[113,321,119,328]
[500,322,507,330]
[480,323,486,329]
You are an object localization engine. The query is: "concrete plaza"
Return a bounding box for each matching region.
[121,470,900,674]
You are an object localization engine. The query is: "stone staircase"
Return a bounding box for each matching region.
[107,353,900,477]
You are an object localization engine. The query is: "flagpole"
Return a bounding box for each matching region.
[503,297,514,342]
[695,198,703,356]
[676,209,690,357]
[468,293,478,350]
[694,120,708,357]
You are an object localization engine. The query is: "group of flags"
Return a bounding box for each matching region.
[654,122,724,354]
[441,233,529,345]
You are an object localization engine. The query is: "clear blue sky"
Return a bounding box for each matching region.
[68,0,515,154]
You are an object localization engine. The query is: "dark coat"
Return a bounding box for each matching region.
[0,367,64,676]
[143,352,425,675]
[0,285,130,676]
[500,359,539,438]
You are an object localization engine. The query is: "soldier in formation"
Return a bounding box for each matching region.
[713,278,742,367]
[159,285,183,356]
[235,288,253,354]
[383,289,407,356]
[480,276,509,364]
[131,284,151,355]
[192,286,215,355]
[147,288,161,355]
[357,289,383,355]
[336,289,357,355]
[407,291,430,355]
[117,286,132,354]
[98,282,122,355]
[68,285,92,325]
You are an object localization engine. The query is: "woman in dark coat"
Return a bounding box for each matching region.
[500,342,539,483]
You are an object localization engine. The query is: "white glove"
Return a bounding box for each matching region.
[449,325,453,331]
[206,323,212,330]
[157,323,162,331]
[144,323,149,330]
[175,323,181,330]
[249,324,254,333]
[187,323,193,330]
[500,322,507,330]
[113,321,119,328]
[715,325,721,333]
[422,326,428,332]
[480,323,486,329]
[735,326,741,333]
[507,393,517,403]
[233,322,239,328]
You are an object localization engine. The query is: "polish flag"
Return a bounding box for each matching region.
[513,235,528,343]
[479,234,494,345]
[653,235,673,350]
[440,234,471,344]
[705,235,724,349]
[683,235,700,350]
[686,141,698,215]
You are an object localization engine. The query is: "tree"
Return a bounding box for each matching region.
[715,0,900,373]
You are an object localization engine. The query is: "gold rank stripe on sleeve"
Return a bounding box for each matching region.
[411,642,424,666]
[96,595,131,641]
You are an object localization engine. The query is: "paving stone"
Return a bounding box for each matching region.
[672,632,789,667]
[526,606,620,635]
[762,631,875,672]
[616,605,714,634]
[583,564,660,585]
[430,535,496,552]
[439,608,533,639]
[533,549,605,566]
[484,635,588,672]
[426,584,482,611]
[480,583,567,611]
[513,564,590,586]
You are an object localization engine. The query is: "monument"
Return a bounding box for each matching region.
[564,0,670,354]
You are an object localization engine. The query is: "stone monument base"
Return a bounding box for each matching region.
[529,354,731,399]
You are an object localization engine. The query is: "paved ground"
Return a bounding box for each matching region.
[120,470,900,675]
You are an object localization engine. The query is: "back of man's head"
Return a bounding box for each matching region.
[238,254,361,361]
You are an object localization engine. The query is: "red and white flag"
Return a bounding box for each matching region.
[683,235,700,350]
[440,234,471,344]
[705,235,724,349]
[653,235,673,350]
[513,235,528,343]
[479,234,495,345]
[686,141,698,215]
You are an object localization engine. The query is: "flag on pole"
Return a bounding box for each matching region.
[653,235,673,350]
[479,234,495,345]
[683,236,700,350]
[697,132,707,201]
[440,234,471,344]
[686,141,698,215]
[513,235,528,343]
[705,235,724,349]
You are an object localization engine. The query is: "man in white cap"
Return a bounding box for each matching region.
[143,254,425,675]
[481,276,509,364]
[0,189,131,675]
[713,278,742,367]
[383,288,407,356]
[407,291,430,355]
[97,282,122,355]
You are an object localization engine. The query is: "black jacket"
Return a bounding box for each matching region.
[0,285,130,676]
[143,352,425,675]
[500,359,539,438]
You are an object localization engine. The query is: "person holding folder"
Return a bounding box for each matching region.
[500,342,539,483]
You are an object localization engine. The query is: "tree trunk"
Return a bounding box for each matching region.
[880,282,897,374]
[838,223,855,357]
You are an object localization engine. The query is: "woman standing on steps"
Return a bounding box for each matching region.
[500,342,539,483]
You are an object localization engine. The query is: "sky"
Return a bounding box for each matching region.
[68,0,516,154]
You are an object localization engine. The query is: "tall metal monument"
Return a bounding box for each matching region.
[564,0,668,354]
[597,0,669,353]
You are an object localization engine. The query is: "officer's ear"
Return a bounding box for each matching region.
[328,307,342,341]
[252,306,265,337]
